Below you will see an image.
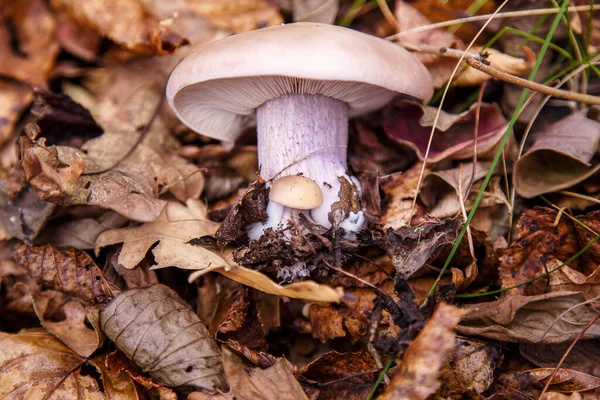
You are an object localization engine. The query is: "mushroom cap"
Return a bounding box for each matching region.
[166,22,434,142]
[269,175,323,210]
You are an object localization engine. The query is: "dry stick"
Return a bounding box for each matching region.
[376,0,398,31]
[538,313,600,399]
[408,0,510,220]
[465,57,600,105]
[387,5,598,40]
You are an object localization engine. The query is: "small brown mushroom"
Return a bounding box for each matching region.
[269,175,323,210]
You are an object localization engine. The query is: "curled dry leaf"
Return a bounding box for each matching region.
[438,337,500,397]
[96,200,219,269]
[383,99,514,163]
[380,303,465,400]
[182,248,344,303]
[222,348,308,400]
[499,208,600,296]
[50,0,188,55]
[13,242,118,304]
[30,291,104,357]
[373,216,462,279]
[514,111,600,198]
[498,368,600,399]
[0,0,60,87]
[186,0,284,33]
[100,284,227,393]
[0,329,105,399]
[301,351,378,400]
[457,291,600,344]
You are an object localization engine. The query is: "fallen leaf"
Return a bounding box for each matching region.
[0,182,55,242]
[438,337,501,397]
[222,347,308,400]
[455,46,533,86]
[0,329,105,399]
[0,0,60,87]
[301,351,378,400]
[380,303,465,399]
[0,80,33,147]
[383,99,514,163]
[88,350,142,399]
[100,284,227,393]
[13,242,119,304]
[50,0,188,55]
[457,291,600,344]
[521,341,600,377]
[186,0,284,33]
[373,216,462,279]
[96,200,219,269]
[514,111,600,198]
[30,291,104,357]
[380,165,429,230]
[499,368,600,399]
[499,208,600,296]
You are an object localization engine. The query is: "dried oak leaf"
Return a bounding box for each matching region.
[373,216,463,279]
[499,207,600,296]
[186,0,283,33]
[0,80,33,147]
[50,0,188,55]
[380,303,465,400]
[13,242,118,304]
[383,99,514,163]
[222,347,308,400]
[96,200,219,269]
[498,368,600,399]
[514,111,600,198]
[457,291,600,344]
[438,337,500,397]
[0,0,60,87]
[30,291,104,358]
[100,284,227,393]
[0,329,105,399]
[301,351,378,400]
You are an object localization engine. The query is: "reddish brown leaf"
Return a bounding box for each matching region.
[12,242,118,304]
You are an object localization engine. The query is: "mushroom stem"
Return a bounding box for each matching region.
[247,94,365,239]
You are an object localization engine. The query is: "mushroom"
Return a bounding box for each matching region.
[166,22,433,239]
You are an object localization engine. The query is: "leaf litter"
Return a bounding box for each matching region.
[2,1,600,399]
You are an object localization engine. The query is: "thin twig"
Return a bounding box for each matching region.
[387,5,598,40]
[375,0,398,31]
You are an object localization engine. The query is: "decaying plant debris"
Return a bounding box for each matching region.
[3,0,600,399]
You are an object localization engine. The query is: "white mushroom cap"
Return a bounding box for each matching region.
[269,175,323,210]
[166,22,434,142]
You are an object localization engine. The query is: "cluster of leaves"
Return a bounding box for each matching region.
[2,0,600,399]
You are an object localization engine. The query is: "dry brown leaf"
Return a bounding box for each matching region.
[521,341,600,377]
[0,0,60,87]
[0,329,105,399]
[514,112,600,198]
[499,208,600,296]
[380,165,429,230]
[380,303,465,400]
[222,347,308,400]
[13,242,119,304]
[301,351,378,399]
[0,80,33,147]
[186,253,344,303]
[100,284,227,393]
[455,46,533,86]
[30,291,104,357]
[50,0,188,55]
[438,337,500,397]
[457,291,600,344]
[96,200,218,269]
[499,368,600,399]
[88,351,141,399]
[186,0,283,33]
